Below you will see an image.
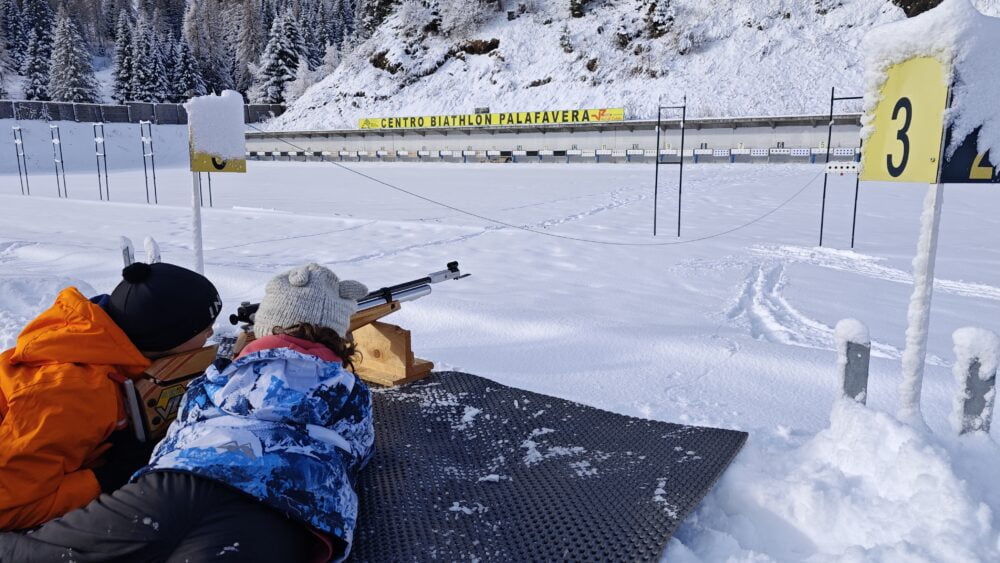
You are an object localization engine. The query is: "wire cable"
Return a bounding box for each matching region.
[245,123,824,247]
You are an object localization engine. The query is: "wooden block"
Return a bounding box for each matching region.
[349,301,401,332]
[353,321,433,386]
[136,345,217,441]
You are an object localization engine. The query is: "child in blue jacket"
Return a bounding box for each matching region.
[0,264,374,563]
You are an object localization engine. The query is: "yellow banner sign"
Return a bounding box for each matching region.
[190,150,246,173]
[359,108,626,130]
[860,57,950,183]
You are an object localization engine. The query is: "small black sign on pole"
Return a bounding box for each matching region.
[819,87,863,247]
[653,96,687,237]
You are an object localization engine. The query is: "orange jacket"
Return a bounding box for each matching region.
[0,287,150,530]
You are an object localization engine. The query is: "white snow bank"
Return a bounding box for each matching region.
[951,327,1000,433]
[0,274,96,349]
[672,400,1000,561]
[184,90,246,160]
[862,0,1000,158]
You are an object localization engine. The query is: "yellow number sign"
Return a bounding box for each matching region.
[860,57,950,183]
[190,150,247,173]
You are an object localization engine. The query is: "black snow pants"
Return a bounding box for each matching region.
[0,471,319,562]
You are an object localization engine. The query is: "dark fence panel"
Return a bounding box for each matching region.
[73,104,103,122]
[12,101,49,120]
[155,104,183,125]
[1,100,285,124]
[101,105,131,122]
[127,102,155,123]
[47,103,77,121]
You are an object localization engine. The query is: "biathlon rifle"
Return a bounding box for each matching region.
[229,261,469,331]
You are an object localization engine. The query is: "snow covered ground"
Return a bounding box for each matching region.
[1,153,998,560]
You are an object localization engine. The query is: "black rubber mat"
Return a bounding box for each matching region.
[351,372,748,562]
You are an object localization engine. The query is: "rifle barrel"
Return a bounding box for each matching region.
[358,284,431,310]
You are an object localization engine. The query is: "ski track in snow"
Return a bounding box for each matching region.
[726,263,946,365]
[753,245,1000,302]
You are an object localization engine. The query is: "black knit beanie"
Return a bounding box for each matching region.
[107,262,222,353]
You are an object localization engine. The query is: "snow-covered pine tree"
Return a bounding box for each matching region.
[253,14,298,104]
[171,37,206,102]
[356,0,397,36]
[569,0,587,18]
[21,0,55,56]
[303,3,326,70]
[235,0,265,94]
[644,0,674,39]
[159,33,179,96]
[22,29,50,100]
[334,0,356,42]
[0,0,26,69]
[281,9,309,68]
[131,16,169,102]
[0,40,8,98]
[47,9,100,103]
[183,0,234,93]
[112,11,135,103]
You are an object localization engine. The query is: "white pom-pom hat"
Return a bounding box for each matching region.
[253,263,369,338]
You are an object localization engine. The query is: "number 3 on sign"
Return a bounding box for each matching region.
[860,57,950,183]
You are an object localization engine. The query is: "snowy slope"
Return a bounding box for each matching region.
[272,0,918,130]
[2,151,999,559]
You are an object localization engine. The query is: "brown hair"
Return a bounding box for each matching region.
[271,323,359,371]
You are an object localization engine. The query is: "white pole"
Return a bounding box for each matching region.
[192,171,204,274]
[898,182,944,425]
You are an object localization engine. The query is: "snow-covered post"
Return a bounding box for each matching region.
[951,327,999,435]
[898,181,944,423]
[184,91,248,275]
[836,319,871,404]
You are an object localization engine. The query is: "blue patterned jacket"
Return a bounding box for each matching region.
[137,347,374,557]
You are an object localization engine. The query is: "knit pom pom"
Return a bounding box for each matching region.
[288,266,311,287]
[122,262,152,283]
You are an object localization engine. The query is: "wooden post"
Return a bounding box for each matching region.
[951,327,999,435]
[835,319,871,404]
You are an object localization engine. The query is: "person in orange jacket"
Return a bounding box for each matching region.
[0,262,221,531]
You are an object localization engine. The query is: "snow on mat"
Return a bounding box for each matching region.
[352,372,747,562]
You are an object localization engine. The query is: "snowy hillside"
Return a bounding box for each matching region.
[272,0,910,130]
[271,0,1000,130]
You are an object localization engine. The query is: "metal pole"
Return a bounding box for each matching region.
[677,96,686,238]
[12,128,26,196]
[94,124,103,200]
[192,171,205,274]
[102,125,110,201]
[653,106,662,236]
[140,124,151,204]
[850,138,864,248]
[199,173,204,206]
[55,127,67,198]
[50,126,63,198]
[207,172,213,207]
[819,87,835,247]
[148,123,159,204]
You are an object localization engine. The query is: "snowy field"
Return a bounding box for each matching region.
[2,154,999,560]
